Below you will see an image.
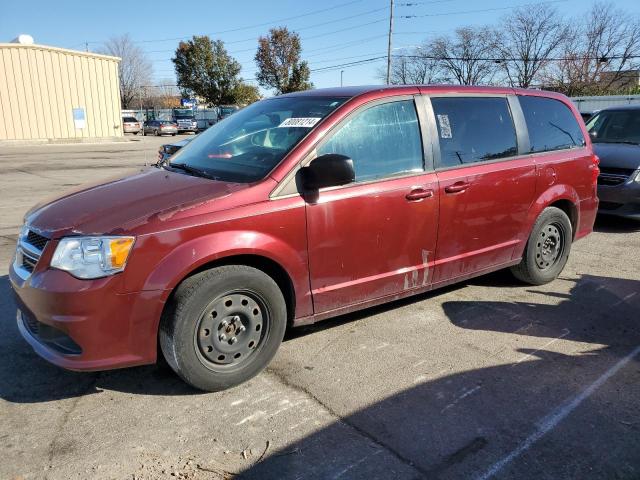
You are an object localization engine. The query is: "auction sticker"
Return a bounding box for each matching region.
[279,117,321,128]
[437,114,452,138]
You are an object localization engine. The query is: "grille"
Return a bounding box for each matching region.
[22,311,40,335]
[598,167,636,186]
[25,230,49,251]
[21,252,38,272]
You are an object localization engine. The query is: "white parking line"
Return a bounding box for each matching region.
[476,345,640,480]
[512,328,571,365]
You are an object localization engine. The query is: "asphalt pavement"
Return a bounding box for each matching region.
[1,135,639,480]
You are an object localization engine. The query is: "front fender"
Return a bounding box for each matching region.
[139,230,312,318]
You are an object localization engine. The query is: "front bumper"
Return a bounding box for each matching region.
[9,260,166,371]
[598,179,640,219]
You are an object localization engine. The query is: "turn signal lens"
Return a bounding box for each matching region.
[108,237,135,269]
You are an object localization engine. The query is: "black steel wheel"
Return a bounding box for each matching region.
[160,265,287,391]
[194,291,268,370]
[534,222,566,271]
[511,206,572,285]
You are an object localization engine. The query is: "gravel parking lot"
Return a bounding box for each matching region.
[1,136,639,480]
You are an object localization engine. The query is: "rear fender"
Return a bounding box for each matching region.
[516,184,580,258]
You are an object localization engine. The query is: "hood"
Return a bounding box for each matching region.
[26,168,249,237]
[593,143,640,170]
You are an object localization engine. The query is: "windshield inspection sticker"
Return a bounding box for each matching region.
[279,117,321,128]
[437,114,452,138]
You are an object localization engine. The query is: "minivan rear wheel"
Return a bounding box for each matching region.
[160,265,287,391]
[510,206,572,285]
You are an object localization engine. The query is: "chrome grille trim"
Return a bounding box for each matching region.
[13,227,48,280]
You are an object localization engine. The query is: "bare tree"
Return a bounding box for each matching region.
[546,2,640,95]
[100,34,153,109]
[430,27,499,85]
[379,45,443,85]
[496,5,568,88]
[146,80,181,109]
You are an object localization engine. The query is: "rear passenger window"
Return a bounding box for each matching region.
[318,100,423,182]
[519,96,586,153]
[431,97,518,168]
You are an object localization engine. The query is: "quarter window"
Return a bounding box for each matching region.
[317,100,424,182]
[519,96,585,153]
[431,97,518,168]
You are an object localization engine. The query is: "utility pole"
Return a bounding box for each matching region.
[386,0,394,85]
[85,42,89,52]
[341,70,344,87]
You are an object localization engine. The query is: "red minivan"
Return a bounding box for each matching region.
[10,86,599,391]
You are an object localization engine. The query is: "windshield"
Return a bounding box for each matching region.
[586,109,640,144]
[168,96,347,182]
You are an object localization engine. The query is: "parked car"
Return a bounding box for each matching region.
[171,109,198,134]
[143,120,177,136]
[157,137,194,164]
[122,116,142,135]
[586,105,640,218]
[580,112,593,123]
[10,85,598,392]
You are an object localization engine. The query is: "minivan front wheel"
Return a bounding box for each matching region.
[511,206,572,285]
[160,265,287,391]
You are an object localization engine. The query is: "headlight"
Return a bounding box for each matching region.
[635,170,640,183]
[51,236,135,279]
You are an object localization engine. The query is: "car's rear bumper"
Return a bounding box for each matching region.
[598,180,640,219]
[9,261,166,371]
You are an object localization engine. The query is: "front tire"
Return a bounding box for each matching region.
[511,206,572,285]
[160,266,287,391]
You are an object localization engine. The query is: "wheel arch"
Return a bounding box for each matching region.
[171,253,297,327]
[517,184,580,259]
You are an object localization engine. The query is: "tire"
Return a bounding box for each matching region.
[511,206,572,285]
[160,265,287,391]
[154,129,160,136]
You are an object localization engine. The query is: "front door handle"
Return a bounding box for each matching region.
[444,181,470,194]
[406,188,434,201]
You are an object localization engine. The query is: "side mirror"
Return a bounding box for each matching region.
[301,154,355,190]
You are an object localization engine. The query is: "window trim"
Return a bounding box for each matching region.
[270,95,432,199]
[517,94,587,155]
[425,94,523,172]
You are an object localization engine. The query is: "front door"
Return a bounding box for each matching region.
[428,96,538,283]
[305,98,439,314]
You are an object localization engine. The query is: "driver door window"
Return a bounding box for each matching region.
[317,100,424,182]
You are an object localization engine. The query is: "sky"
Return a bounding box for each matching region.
[2,0,640,95]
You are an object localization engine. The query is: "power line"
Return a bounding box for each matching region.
[143,11,389,58]
[146,18,389,63]
[401,0,567,18]
[82,0,366,46]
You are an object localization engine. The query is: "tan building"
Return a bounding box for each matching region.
[0,42,122,142]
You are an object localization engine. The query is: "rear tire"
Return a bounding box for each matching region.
[160,265,287,391]
[511,206,572,285]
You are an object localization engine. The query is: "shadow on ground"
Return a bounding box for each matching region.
[239,274,640,479]
[2,271,640,478]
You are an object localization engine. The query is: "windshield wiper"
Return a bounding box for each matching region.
[168,163,219,180]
